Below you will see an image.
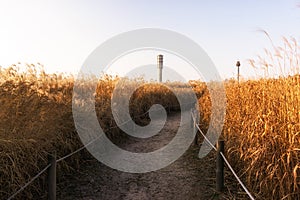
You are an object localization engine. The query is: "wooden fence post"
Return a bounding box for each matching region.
[193,118,198,145]
[216,140,224,192]
[194,123,198,145]
[48,151,56,200]
[191,108,198,145]
[190,109,194,129]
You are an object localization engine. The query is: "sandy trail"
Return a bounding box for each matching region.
[57,112,218,200]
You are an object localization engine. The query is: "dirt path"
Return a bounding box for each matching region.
[57,112,219,200]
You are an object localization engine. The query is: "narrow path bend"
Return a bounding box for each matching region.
[57,112,218,200]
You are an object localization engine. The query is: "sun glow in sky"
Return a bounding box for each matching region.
[0,0,300,80]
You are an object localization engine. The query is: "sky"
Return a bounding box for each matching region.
[0,0,300,80]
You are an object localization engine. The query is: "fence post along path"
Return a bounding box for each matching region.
[191,111,255,200]
[47,151,56,200]
[216,140,224,192]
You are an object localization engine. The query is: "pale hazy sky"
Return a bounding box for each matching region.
[0,0,300,80]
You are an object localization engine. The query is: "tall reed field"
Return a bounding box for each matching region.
[0,64,197,199]
[1,35,299,200]
[196,36,299,199]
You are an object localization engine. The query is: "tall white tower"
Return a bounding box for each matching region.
[157,54,163,82]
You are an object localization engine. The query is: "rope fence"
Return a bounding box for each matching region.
[191,111,255,200]
[7,102,194,199]
[7,109,151,199]
[7,102,254,199]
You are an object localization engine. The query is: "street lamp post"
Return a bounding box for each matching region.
[236,61,241,83]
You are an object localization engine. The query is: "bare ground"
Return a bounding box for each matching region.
[56,112,225,200]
